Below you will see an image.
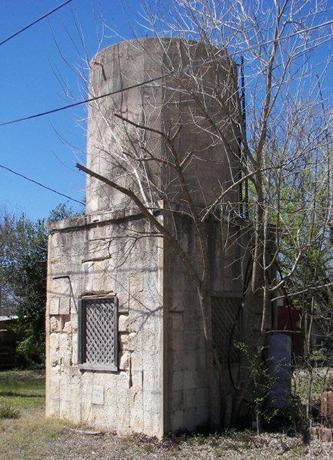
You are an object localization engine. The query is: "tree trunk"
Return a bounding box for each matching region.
[198,284,221,430]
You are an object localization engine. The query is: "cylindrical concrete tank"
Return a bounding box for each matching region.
[86,38,240,214]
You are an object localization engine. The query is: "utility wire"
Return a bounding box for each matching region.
[0,74,168,127]
[0,16,332,128]
[0,0,73,47]
[0,163,84,205]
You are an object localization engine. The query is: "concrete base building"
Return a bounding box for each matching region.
[46,38,262,437]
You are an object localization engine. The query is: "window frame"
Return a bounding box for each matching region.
[211,293,243,365]
[78,295,118,372]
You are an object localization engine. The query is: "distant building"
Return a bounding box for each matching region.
[0,315,17,369]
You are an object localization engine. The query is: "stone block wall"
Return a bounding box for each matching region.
[86,38,239,214]
[46,209,263,435]
[163,216,263,431]
[45,37,263,436]
[46,209,164,437]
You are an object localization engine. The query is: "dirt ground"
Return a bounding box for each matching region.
[40,426,333,459]
[2,411,333,460]
[1,370,333,459]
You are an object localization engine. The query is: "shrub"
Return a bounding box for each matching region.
[0,403,20,419]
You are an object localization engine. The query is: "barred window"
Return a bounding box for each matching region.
[78,296,118,371]
[211,295,242,364]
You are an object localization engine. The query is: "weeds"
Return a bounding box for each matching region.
[0,370,332,458]
[0,403,20,419]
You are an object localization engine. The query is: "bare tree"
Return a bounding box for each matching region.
[75,0,333,429]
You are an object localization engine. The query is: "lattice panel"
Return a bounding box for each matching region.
[211,296,241,364]
[79,297,118,370]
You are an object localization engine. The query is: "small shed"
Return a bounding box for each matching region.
[0,316,17,369]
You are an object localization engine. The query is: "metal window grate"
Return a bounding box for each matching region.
[78,296,118,371]
[211,296,241,364]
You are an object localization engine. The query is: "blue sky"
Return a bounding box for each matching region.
[0,0,143,219]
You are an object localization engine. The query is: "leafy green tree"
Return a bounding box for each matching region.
[13,219,48,364]
[0,203,80,365]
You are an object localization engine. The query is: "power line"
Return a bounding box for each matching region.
[0,163,84,206]
[0,16,332,128]
[0,0,73,47]
[0,74,168,127]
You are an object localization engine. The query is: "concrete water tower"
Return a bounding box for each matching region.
[46,38,261,437]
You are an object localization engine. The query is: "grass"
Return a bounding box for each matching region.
[0,407,69,459]
[0,369,332,459]
[0,404,19,419]
[293,368,333,410]
[0,369,45,409]
[0,369,70,460]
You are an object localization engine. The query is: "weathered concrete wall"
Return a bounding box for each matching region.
[86,38,239,214]
[163,216,263,431]
[46,210,262,435]
[46,209,164,437]
[162,215,208,433]
[46,37,261,436]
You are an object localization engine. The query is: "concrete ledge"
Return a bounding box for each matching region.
[48,207,162,233]
[78,363,118,373]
